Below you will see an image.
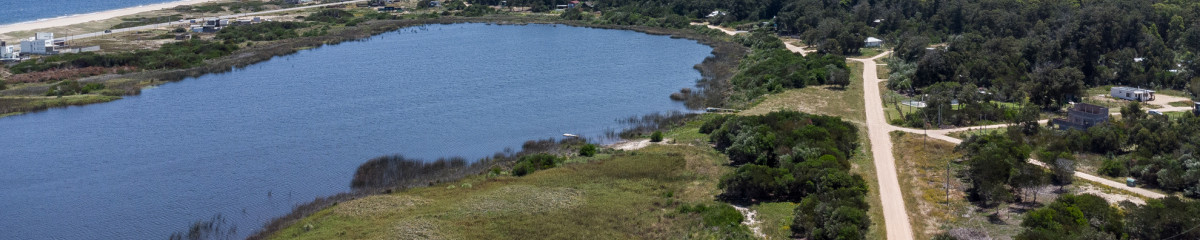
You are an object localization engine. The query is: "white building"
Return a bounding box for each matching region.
[1,44,18,60]
[864,37,883,48]
[1110,86,1155,102]
[19,39,50,55]
[35,32,53,40]
[18,32,56,55]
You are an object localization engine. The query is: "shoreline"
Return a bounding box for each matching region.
[238,18,745,239]
[0,0,222,35]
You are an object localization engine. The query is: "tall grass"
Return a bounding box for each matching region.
[247,137,589,239]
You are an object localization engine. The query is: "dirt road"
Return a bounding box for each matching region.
[851,51,914,240]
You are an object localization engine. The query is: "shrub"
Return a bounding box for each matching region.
[678,203,744,228]
[305,9,354,23]
[650,131,664,142]
[1098,158,1128,177]
[512,153,562,177]
[579,144,597,157]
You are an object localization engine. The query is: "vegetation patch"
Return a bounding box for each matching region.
[891,131,967,240]
[332,195,431,218]
[458,185,585,216]
[741,61,865,123]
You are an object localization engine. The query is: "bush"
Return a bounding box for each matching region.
[1098,158,1128,177]
[650,131,664,142]
[305,9,355,23]
[678,203,745,228]
[579,144,597,157]
[512,153,562,177]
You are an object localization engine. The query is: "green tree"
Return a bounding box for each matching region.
[650,131,664,142]
[957,133,1032,206]
[1120,101,1146,122]
[1125,196,1200,240]
[1017,194,1124,240]
[826,64,850,89]
[578,144,597,157]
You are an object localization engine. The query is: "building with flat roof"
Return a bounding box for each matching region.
[1052,103,1110,130]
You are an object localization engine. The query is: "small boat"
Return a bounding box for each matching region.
[563,133,578,138]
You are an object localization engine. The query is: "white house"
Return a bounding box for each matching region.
[0,44,18,60]
[864,37,883,48]
[1110,86,1155,102]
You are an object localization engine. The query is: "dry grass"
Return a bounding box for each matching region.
[890,131,968,240]
[741,61,866,123]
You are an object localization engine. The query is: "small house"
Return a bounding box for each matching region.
[0,42,18,60]
[1110,86,1155,102]
[864,37,883,48]
[568,0,579,8]
[1052,103,1109,130]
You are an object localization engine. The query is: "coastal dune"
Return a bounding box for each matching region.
[0,0,221,35]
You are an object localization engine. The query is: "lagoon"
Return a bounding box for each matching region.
[0,23,713,239]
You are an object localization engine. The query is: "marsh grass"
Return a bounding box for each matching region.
[268,145,741,239]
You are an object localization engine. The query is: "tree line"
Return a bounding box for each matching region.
[566,0,1199,109]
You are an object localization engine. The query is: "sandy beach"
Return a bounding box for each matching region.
[0,0,221,35]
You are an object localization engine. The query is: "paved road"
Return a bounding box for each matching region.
[57,0,368,42]
[852,51,914,240]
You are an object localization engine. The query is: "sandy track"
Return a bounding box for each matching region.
[852,51,915,240]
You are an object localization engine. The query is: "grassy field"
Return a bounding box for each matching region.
[877,64,890,80]
[1169,101,1194,107]
[740,61,866,123]
[854,47,885,58]
[269,144,738,239]
[880,82,920,124]
[890,131,968,240]
[752,202,797,239]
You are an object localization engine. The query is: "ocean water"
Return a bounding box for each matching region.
[0,23,713,239]
[0,0,179,25]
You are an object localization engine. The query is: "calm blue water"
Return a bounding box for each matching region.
[0,0,179,25]
[0,24,712,239]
